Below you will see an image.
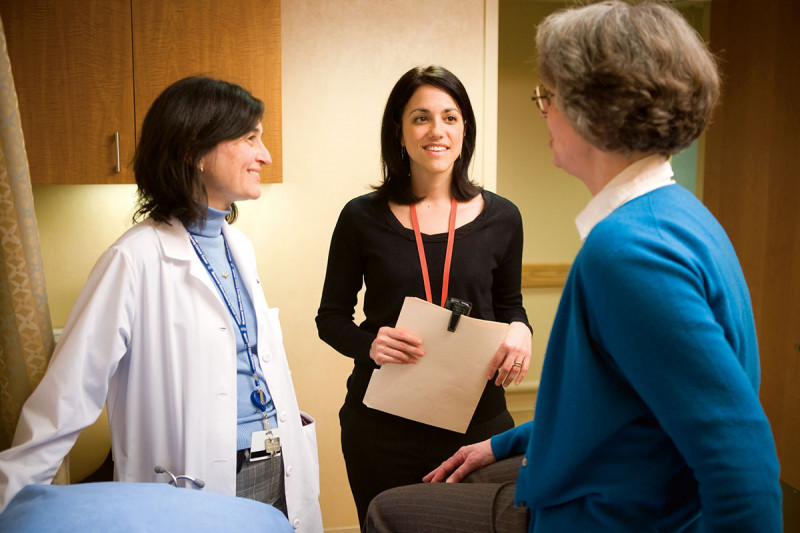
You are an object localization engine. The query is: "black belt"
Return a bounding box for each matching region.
[236,449,249,473]
[236,447,281,473]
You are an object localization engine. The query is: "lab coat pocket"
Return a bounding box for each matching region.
[300,411,320,496]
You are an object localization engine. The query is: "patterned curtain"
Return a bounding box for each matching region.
[0,15,68,483]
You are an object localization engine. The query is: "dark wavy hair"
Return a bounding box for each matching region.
[133,76,264,225]
[537,1,720,156]
[374,65,482,204]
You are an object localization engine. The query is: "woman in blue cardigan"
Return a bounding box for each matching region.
[364,2,782,531]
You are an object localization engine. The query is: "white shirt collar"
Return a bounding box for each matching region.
[575,154,675,241]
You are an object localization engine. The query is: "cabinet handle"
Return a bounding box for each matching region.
[114,131,121,173]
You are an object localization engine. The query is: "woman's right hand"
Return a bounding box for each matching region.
[422,439,496,483]
[369,326,424,365]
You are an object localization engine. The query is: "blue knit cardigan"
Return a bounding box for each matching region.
[492,184,782,532]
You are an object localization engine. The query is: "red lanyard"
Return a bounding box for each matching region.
[409,196,457,307]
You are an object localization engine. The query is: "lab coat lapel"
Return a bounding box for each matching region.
[154,218,219,297]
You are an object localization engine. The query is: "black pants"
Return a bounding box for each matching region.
[340,402,514,528]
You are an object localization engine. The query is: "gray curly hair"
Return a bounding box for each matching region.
[537,1,720,156]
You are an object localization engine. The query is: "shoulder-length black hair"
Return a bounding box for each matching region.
[374,65,481,204]
[133,76,264,225]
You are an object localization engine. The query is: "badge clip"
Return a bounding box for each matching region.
[250,428,281,461]
[445,297,472,332]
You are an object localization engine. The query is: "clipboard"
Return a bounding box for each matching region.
[363,296,509,433]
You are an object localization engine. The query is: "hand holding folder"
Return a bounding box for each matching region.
[363,297,509,433]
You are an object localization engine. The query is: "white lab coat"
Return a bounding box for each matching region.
[0,218,323,532]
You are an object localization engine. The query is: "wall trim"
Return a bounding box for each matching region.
[507,380,539,394]
[521,263,571,288]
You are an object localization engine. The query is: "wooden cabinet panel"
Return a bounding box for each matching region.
[0,0,136,184]
[0,0,281,184]
[705,0,800,491]
[132,0,282,183]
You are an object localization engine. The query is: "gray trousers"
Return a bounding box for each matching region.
[236,450,287,516]
[364,455,529,532]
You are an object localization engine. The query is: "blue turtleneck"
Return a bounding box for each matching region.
[185,207,278,450]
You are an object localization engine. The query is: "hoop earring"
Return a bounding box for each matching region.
[401,146,407,160]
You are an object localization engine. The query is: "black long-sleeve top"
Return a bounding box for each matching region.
[316,190,530,423]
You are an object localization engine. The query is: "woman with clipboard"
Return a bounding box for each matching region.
[316,65,533,528]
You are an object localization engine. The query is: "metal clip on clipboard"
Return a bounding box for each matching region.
[445,297,472,332]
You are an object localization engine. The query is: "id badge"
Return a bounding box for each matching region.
[250,428,281,461]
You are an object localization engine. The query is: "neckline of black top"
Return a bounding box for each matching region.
[381,190,492,241]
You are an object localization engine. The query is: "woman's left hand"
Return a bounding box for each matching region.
[487,321,532,387]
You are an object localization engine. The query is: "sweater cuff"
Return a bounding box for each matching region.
[491,421,532,459]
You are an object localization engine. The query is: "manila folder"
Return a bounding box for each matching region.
[363,296,509,433]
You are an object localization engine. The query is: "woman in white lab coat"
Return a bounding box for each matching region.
[0,76,323,532]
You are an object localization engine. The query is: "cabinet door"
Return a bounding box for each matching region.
[132,0,282,183]
[0,0,135,184]
[705,0,800,491]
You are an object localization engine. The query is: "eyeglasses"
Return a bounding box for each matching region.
[531,84,554,115]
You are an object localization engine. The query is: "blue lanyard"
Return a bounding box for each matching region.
[188,232,269,412]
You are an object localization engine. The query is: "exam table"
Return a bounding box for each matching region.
[0,481,293,532]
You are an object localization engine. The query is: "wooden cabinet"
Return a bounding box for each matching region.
[132,0,281,184]
[705,0,800,495]
[0,0,135,184]
[0,0,281,185]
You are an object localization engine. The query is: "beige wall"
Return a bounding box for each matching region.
[499,1,591,266]
[497,1,591,388]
